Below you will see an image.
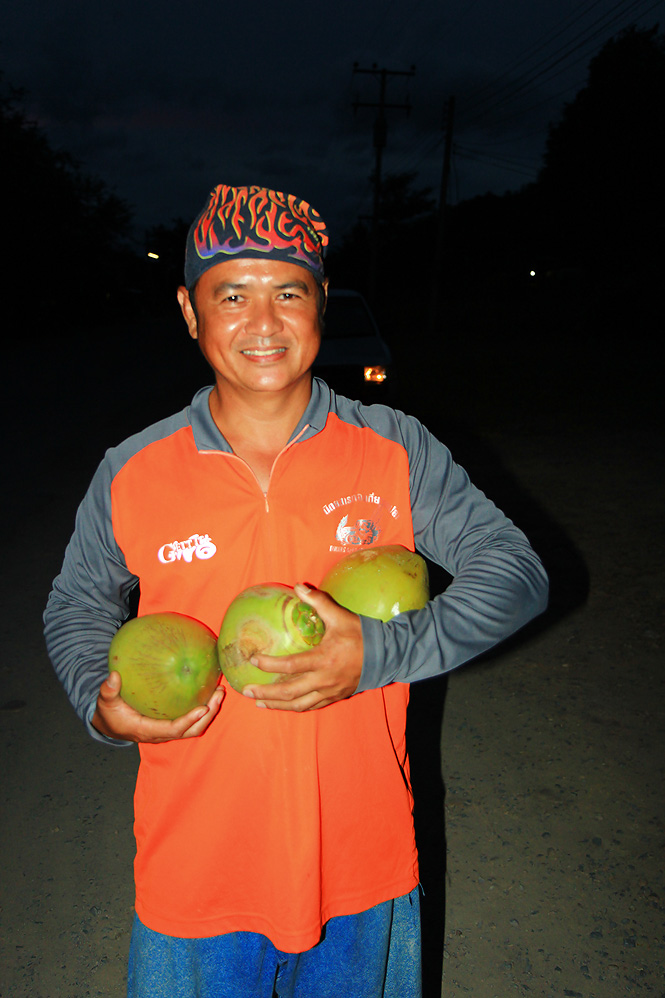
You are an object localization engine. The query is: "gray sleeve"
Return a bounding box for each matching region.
[355,412,549,690]
[43,456,137,745]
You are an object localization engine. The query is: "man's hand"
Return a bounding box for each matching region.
[242,584,363,711]
[92,671,225,743]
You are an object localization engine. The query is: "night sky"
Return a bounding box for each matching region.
[2,0,663,244]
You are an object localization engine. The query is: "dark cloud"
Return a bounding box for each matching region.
[3,0,662,239]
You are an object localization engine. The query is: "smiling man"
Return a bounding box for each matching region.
[177,256,328,495]
[180,259,325,396]
[44,183,549,997]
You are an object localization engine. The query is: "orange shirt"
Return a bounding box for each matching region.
[110,400,419,950]
[46,378,548,949]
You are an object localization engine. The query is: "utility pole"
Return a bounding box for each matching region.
[353,63,415,305]
[429,95,456,332]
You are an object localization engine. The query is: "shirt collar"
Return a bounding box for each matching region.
[189,377,332,453]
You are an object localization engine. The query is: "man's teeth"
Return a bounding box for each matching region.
[242,348,286,356]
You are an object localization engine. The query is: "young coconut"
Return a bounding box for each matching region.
[218,584,325,693]
[108,612,220,720]
[320,544,429,621]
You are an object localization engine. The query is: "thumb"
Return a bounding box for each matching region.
[101,670,122,699]
[293,583,350,623]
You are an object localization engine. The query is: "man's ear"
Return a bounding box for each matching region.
[177,286,198,340]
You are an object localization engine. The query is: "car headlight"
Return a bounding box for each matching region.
[364,366,387,383]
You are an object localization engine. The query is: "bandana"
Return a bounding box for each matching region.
[184,184,329,289]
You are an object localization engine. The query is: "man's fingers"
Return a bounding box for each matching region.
[94,676,225,742]
[179,688,225,738]
[137,686,226,740]
[248,651,315,677]
[253,690,333,712]
[241,655,321,703]
[243,675,311,703]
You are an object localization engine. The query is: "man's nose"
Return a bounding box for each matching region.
[246,298,283,336]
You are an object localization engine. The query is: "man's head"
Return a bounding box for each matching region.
[178,185,330,400]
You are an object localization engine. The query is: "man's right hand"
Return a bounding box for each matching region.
[91,671,224,743]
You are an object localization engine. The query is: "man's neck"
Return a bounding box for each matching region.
[209,376,312,455]
[207,377,312,494]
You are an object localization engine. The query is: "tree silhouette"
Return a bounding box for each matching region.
[326,172,436,317]
[1,75,134,329]
[538,25,665,278]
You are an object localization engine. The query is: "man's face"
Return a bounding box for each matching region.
[178,258,327,399]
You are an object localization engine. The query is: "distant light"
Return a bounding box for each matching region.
[529,270,536,277]
[147,251,160,260]
[364,366,387,383]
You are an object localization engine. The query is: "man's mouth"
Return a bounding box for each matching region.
[240,347,287,357]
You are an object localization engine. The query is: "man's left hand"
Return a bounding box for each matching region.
[242,584,363,711]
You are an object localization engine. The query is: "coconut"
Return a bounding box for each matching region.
[320,544,429,621]
[218,584,325,693]
[108,612,220,720]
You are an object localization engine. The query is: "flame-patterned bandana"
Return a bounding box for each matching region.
[184,184,329,289]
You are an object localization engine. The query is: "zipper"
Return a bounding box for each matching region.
[260,423,311,511]
[203,424,311,513]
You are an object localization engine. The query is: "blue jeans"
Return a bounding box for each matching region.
[127,887,422,998]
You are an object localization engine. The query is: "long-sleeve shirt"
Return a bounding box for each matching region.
[44,377,548,950]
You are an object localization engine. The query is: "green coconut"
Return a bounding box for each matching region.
[217,584,325,693]
[108,612,220,720]
[320,544,429,621]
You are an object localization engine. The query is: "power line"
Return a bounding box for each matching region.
[458,0,661,130]
[387,129,444,180]
[342,0,664,223]
[462,0,650,117]
[461,0,610,109]
[474,80,585,139]
[454,144,540,181]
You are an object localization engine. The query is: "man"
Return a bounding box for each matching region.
[44,183,548,997]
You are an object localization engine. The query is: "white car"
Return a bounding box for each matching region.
[315,290,392,394]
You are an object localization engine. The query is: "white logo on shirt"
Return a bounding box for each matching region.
[157,533,217,564]
[322,490,401,553]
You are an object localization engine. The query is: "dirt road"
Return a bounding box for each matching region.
[1,322,662,997]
